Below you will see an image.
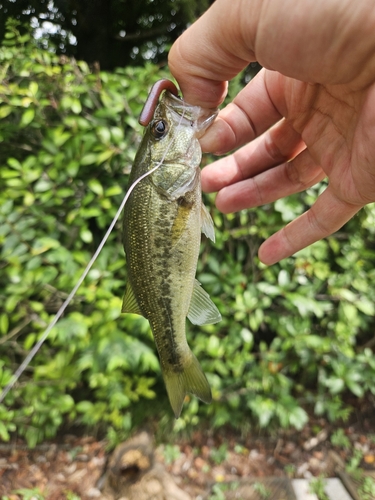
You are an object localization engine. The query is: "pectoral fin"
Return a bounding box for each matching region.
[121,282,143,316]
[201,203,215,242]
[187,279,222,325]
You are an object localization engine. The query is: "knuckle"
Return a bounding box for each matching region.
[284,161,302,186]
[251,177,263,205]
[263,133,286,164]
[306,206,330,236]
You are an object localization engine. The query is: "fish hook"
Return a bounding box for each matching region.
[139,79,179,127]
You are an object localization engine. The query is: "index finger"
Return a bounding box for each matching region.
[199,69,284,155]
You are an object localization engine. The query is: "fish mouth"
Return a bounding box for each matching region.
[164,92,218,136]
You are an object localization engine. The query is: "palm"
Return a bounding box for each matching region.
[200,70,375,263]
[281,76,375,207]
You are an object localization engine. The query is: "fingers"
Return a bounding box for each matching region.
[200,70,285,154]
[215,148,326,213]
[202,118,305,193]
[259,186,362,265]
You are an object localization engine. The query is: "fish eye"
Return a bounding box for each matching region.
[150,119,168,139]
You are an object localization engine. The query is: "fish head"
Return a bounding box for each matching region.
[143,91,218,199]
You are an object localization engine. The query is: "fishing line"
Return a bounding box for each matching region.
[0,104,187,404]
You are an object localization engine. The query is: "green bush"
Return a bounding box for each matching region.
[0,22,165,446]
[1,22,375,446]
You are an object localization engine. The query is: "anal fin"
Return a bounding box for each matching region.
[121,282,143,316]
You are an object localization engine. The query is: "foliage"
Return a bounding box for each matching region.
[330,428,351,451]
[0,22,166,446]
[1,24,375,447]
[210,443,229,465]
[162,444,181,465]
[359,476,375,500]
[331,430,375,500]
[0,0,213,69]
[10,489,45,500]
[209,482,240,500]
[309,476,329,500]
[253,482,271,499]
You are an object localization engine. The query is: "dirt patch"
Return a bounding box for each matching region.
[1,408,375,499]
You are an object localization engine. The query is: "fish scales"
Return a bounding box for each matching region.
[124,172,200,371]
[122,86,221,417]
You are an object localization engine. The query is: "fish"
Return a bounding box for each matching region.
[122,79,221,418]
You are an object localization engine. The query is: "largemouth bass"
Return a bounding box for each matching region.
[122,80,221,418]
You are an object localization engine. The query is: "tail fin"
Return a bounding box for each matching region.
[161,353,212,419]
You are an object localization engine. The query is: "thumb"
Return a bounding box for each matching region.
[168,0,259,108]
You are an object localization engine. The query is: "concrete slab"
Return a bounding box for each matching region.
[292,478,354,500]
[292,479,318,500]
[324,477,353,500]
[220,477,297,499]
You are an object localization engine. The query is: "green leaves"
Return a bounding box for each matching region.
[1,25,375,448]
[19,107,35,127]
[192,175,375,431]
[0,26,172,447]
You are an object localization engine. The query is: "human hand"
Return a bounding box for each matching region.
[168,0,375,264]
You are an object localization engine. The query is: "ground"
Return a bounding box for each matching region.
[0,402,375,500]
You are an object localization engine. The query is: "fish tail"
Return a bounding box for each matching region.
[161,352,212,419]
